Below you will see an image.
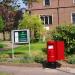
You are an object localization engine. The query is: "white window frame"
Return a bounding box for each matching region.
[43,0,51,6]
[71,12,75,24]
[40,15,53,25]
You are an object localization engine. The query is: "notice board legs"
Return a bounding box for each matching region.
[12,43,14,59]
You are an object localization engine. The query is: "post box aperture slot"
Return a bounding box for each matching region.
[48,45,54,49]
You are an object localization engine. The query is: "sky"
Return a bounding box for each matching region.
[14,0,28,10]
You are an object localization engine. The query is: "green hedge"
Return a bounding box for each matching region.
[68,55,75,64]
[50,25,75,55]
[0,44,4,48]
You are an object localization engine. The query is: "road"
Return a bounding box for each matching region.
[0,65,74,75]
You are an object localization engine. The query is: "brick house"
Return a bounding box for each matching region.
[29,0,75,30]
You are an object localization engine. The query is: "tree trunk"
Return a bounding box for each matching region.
[9,31,11,41]
[3,31,5,40]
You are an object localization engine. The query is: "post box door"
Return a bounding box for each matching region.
[47,50,56,62]
[56,41,64,60]
[47,41,57,62]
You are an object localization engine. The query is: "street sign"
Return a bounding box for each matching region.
[12,29,30,44]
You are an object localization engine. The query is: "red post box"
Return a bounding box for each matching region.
[47,41,64,63]
[56,41,64,60]
[47,41,57,62]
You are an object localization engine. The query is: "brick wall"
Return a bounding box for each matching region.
[29,0,75,29]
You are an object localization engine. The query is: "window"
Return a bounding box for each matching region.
[40,15,52,25]
[72,13,75,24]
[43,0,50,6]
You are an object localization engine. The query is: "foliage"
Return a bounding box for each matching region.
[14,10,23,29]
[68,55,75,64]
[19,13,44,42]
[0,41,45,63]
[0,16,4,32]
[34,54,44,63]
[0,42,45,63]
[0,0,42,9]
[0,54,44,63]
[0,0,42,41]
[0,44,4,48]
[50,25,75,55]
[21,56,34,63]
[0,4,16,40]
[0,53,44,63]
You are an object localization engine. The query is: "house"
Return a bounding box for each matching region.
[28,0,75,30]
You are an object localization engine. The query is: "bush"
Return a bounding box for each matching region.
[19,53,34,63]
[0,44,4,48]
[34,54,44,63]
[50,25,75,55]
[30,38,39,43]
[68,55,75,64]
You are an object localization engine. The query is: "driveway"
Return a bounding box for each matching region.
[0,65,74,75]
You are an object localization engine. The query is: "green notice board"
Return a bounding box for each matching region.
[19,31,27,42]
[12,29,29,44]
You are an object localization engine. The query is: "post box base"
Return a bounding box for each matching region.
[47,62,57,69]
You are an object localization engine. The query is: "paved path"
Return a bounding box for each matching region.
[0,65,74,75]
[1,41,20,50]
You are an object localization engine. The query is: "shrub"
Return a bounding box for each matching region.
[34,54,44,63]
[0,54,9,58]
[50,25,75,55]
[68,55,75,64]
[20,53,34,63]
[0,44,4,48]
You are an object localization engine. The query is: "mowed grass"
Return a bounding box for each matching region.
[0,42,46,63]
[1,42,46,54]
[15,43,45,53]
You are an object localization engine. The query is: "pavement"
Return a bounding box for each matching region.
[42,61,75,74]
[0,60,75,74]
[2,41,19,49]
[57,67,75,74]
[0,65,74,75]
[57,61,75,74]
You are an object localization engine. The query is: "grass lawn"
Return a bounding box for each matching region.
[0,42,46,63]
[14,42,45,53]
[0,42,46,58]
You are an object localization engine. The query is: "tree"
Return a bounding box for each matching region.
[0,0,41,6]
[0,16,4,32]
[0,4,15,40]
[19,12,44,42]
[0,0,42,40]
[14,10,23,29]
